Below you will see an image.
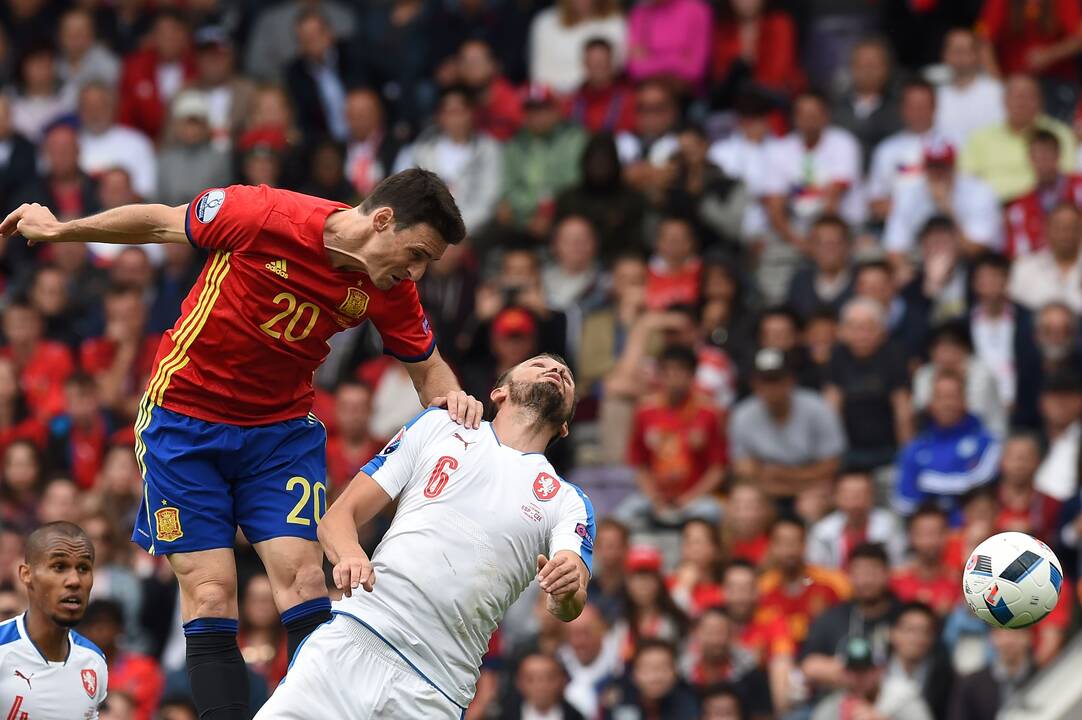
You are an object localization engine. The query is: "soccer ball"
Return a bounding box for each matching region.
[961,531,1063,629]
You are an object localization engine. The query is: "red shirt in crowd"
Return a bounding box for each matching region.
[712,11,801,93]
[326,434,383,490]
[996,487,1062,539]
[645,257,701,311]
[118,49,197,141]
[1003,174,1082,257]
[738,610,797,663]
[563,81,637,134]
[978,0,1082,81]
[81,335,162,390]
[757,566,850,648]
[109,650,164,720]
[890,565,961,616]
[628,392,727,501]
[154,186,435,426]
[0,342,74,421]
[727,533,770,566]
[476,76,524,141]
[0,417,45,458]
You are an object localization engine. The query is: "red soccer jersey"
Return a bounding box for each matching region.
[0,342,74,421]
[757,566,850,647]
[890,566,961,616]
[979,0,1082,81]
[1003,175,1082,258]
[738,611,797,663]
[149,186,436,425]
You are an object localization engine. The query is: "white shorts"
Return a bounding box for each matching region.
[254,614,465,719]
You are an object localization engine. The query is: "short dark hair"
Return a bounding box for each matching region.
[584,37,613,55]
[699,683,746,714]
[770,514,806,537]
[81,599,124,628]
[972,252,1011,275]
[908,502,949,529]
[295,6,330,29]
[723,558,758,577]
[657,344,698,373]
[810,213,852,240]
[64,371,97,391]
[360,169,466,246]
[928,319,973,353]
[633,638,677,665]
[494,352,572,391]
[1030,128,1061,151]
[918,215,958,242]
[757,305,804,336]
[848,542,890,566]
[25,521,94,565]
[894,601,938,630]
[439,83,475,108]
[903,78,936,100]
[855,258,893,279]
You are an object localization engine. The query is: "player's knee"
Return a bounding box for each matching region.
[186,578,238,619]
[289,562,327,601]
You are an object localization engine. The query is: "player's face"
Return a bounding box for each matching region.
[19,539,94,627]
[366,210,448,290]
[500,356,576,434]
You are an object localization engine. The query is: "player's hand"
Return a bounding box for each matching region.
[430,390,483,429]
[0,203,62,244]
[332,552,375,597]
[536,553,582,600]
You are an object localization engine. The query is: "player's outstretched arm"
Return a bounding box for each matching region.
[536,551,588,622]
[0,202,189,246]
[317,471,394,597]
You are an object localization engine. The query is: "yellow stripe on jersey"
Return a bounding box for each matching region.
[133,393,156,554]
[147,251,232,406]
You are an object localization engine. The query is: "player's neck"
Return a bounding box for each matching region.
[491,408,555,454]
[24,608,69,662]
[323,208,371,273]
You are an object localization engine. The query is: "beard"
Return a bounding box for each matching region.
[507,378,570,430]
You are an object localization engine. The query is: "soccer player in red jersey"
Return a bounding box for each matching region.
[0,169,483,719]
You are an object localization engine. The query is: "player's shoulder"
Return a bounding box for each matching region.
[69,630,107,665]
[0,616,21,650]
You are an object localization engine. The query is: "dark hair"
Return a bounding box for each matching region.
[907,502,949,529]
[598,517,630,543]
[810,213,852,240]
[723,558,758,577]
[359,169,466,245]
[657,344,698,372]
[928,319,973,353]
[493,352,572,391]
[25,521,94,565]
[104,283,142,301]
[770,514,806,537]
[81,599,124,627]
[697,605,731,627]
[848,542,890,566]
[1030,128,1061,151]
[918,215,958,242]
[807,305,839,324]
[438,83,475,109]
[64,371,98,391]
[757,304,804,337]
[959,484,997,509]
[584,36,613,55]
[903,78,936,100]
[972,252,1011,275]
[632,638,678,665]
[699,683,746,718]
[894,601,938,630]
[793,89,830,111]
[294,6,330,29]
[931,367,966,393]
[855,258,893,279]
[734,89,774,118]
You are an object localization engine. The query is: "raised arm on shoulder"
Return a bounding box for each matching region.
[0,202,189,246]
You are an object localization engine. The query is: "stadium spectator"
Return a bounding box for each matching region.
[898,217,971,352]
[188,25,254,151]
[614,545,689,660]
[757,517,850,650]
[155,91,231,207]
[458,39,523,142]
[462,306,540,411]
[0,356,42,458]
[14,121,99,226]
[238,574,288,692]
[81,283,158,420]
[0,439,42,534]
[619,345,725,529]
[157,697,198,720]
[626,0,712,90]
[79,599,164,720]
[82,512,145,653]
[784,214,854,321]
[45,373,112,489]
[699,684,746,720]
[0,95,37,216]
[394,85,502,234]
[960,74,1074,201]
[299,139,354,204]
[27,263,77,346]
[557,605,621,718]
[681,606,773,717]
[645,216,701,311]
[935,28,1004,147]
[77,82,157,200]
[882,139,1002,257]
[56,8,120,104]
[0,301,74,421]
[831,37,902,164]
[238,126,288,188]
[117,11,195,142]
[1035,371,1082,501]
[324,380,379,492]
[668,519,725,617]
[711,0,800,100]
[808,471,906,570]
[947,626,1035,720]
[729,348,845,501]
[890,506,961,616]
[720,483,772,565]
[997,431,1060,536]
[504,653,585,720]
[602,639,699,720]
[810,635,933,720]
[10,43,71,143]
[866,80,941,220]
[243,0,356,84]
[542,215,605,314]
[825,298,911,471]
[664,126,747,250]
[1004,130,1082,259]
[894,371,1001,523]
[342,88,397,199]
[36,476,78,524]
[616,79,680,200]
[887,602,955,717]
[528,0,626,95]
[1009,203,1082,313]
[587,519,630,624]
[564,39,636,135]
[801,543,899,695]
[911,320,1007,437]
[284,8,353,145]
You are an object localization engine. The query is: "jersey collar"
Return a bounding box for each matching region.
[17,612,71,666]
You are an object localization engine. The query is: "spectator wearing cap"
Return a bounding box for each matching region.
[893,370,1001,524]
[189,24,256,151]
[1004,130,1082,259]
[617,344,725,530]
[462,306,540,415]
[117,11,197,141]
[458,39,524,142]
[285,8,356,145]
[811,635,933,720]
[244,0,356,84]
[626,0,712,90]
[808,471,906,571]
[729,348,845,502]
[882,137,1002,258]
[1009,203,1082,313]
[498,83,586,233]
[784,214,855,322]
[602,639,699,720]
[77,82,157,200]
[528,0,627,95]
[831,38,902,165]
[0,96,37,216]
[1035,370,1082,501]
[615,546,689,656]
[56,7,120,104]
[615,80,680,201]
[947,627,1035,720]
[393,85,502,234]
[155,91,231,207]
[960,74,1075,202]
[912,321,1006,437]
[935,29,1005,148]
[564,39,637,135]
[867,80,947,222]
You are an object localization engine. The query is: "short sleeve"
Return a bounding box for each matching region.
[823,132,860,186]
[627,409,650,466]
[959,179,1004,250]
[359,408,445,499]
[185,185,269,251]
[812,397,847,461]
[727,405,752,462]
[549,482,596,575]
[368,281,436,363]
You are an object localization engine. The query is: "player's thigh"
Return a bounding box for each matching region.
[251,536,326,611]
[131,399,237,555]
[168,547,239,621]
[382,677,465,720]
[230,415,328,546]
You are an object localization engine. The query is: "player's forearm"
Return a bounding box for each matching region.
[53,204,189,245]
[546,586,586,622]
[407,350,461,407]
[316,505,364,566]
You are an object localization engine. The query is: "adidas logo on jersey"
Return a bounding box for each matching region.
[265,259,289,278]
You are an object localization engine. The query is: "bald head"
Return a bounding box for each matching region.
[25,521,94,566]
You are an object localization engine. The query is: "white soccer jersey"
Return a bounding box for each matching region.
[0,613,108,720]
[334,408,596,709]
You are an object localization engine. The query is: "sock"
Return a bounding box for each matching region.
[184,618,249,720]
[281,597,332,663]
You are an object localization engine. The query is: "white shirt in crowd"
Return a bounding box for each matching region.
[935,75,1005,148]
[762,126,865,232]
[615,131,678,167]
[807,508,907,569]
[79,125,158,199]
[528,8,627,94]
[708,131,772,237]
[335,408,595,709]
[970,307,1017,406]
[866,129,948,202]
[1036,422,1080,501]
[557,629,621,718]
[882,174,1002,254]
[0,613,108,720]
[1008,249,1082,314]
[522,706,565,720]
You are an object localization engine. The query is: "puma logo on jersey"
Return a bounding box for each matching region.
[453,432,476,451]
[13,670,31,689]
[265,259,289,278]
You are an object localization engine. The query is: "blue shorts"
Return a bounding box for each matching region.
[131,398,328,555]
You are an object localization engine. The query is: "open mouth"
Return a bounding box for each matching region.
[59,596,82,611]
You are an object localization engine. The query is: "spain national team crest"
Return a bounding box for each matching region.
[533,473,560,502]
[155,507,183,542]
[339,287,370,319]
[81,669,97,698]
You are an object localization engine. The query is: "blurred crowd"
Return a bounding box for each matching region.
[3,0,1082,718]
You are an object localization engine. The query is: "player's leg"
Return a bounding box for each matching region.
[231,414,332,661]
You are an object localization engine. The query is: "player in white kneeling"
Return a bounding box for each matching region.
[256,353,595,719]
[0,522,108,719]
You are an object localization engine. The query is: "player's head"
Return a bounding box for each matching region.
[18,521,94,628]
[490,353,576,442]
[355,169,466,290]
